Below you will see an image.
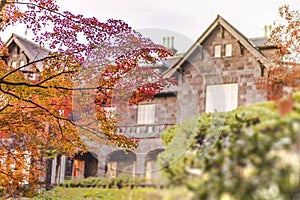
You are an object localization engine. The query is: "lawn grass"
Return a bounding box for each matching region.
[33,187,193,200]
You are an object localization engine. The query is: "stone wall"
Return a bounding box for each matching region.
[176,25,266,114]
[94,137,164,177]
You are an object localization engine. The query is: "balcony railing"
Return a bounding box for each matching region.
[117,124,175,138]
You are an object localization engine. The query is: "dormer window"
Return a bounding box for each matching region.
[224,44,232,57]
[214,45,221,58]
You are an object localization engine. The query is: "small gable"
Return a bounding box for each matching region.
[4,34,50,81]
[201,25,241,58]
[6,40,30,69]
[5,34,50,72]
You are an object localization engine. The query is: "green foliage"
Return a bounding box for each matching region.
[59,176,147,189]
[161,124,180,146]
[158,118,199,184]
[33,187,193,200]
[158,96,300,199]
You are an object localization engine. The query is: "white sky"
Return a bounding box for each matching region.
[2,0,300,52]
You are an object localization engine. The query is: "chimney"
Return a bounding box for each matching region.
[162,36,177,54]
[166,37,170,49]
[264,25,268,37]
[268,25,272,36]
[264,25,273,37]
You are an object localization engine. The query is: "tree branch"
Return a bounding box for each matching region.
[0,103,11,112]
[5,1,110,33]
[1,55,57,80]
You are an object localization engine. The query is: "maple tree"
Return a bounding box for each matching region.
[0,0,172,197]
[257,5,300,103]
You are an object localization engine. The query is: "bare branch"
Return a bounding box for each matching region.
[1,55,57,80]
[5,1,111,33]
[0,103,11,112]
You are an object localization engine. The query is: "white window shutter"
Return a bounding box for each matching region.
[148,104,155,124]
[224,83,238,111]
[137,105,145,124]
[225,44,232,57]
[214,45,221,58]
[206,83,238,113]
[137,104,155,124]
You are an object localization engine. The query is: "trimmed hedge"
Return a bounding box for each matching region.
[59,176,162,189]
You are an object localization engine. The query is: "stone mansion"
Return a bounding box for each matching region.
[3,15,277,184]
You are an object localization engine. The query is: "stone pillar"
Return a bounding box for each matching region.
[50,157,56,184]
[135,153,146,177]
[97,162,107,177]
[96,150,109,177]
[59,156,66,183]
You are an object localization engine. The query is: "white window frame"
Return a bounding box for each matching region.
[214,45,222,58]
[205,83,238,113]
[137,104,155,125]
[224,44,233,57]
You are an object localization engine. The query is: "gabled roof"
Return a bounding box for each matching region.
[6,34,50,71]
[163,15,271,78]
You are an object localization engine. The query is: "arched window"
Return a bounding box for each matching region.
[106,150,136,178]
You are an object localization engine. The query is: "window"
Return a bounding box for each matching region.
[11,61,17,68]
[72,159,85,180]
[20,60,31,71]
[214,45,221,58]
[224,44,233,57]
[107,161,117,179]
[137,104,155,124]
[19,60,25,67]
[205,83,238,113]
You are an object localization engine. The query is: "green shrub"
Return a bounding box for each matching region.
[159,95,300,199]
[59,176,148,189]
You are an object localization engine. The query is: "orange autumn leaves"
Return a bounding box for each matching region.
[0,0,172,195]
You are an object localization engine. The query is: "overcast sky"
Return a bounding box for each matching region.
[2,0,300,52]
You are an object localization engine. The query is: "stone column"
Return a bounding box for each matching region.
[50,157,57,184]
[135,153,146,177]
[59,155,66,183]
[95,149,110,177]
